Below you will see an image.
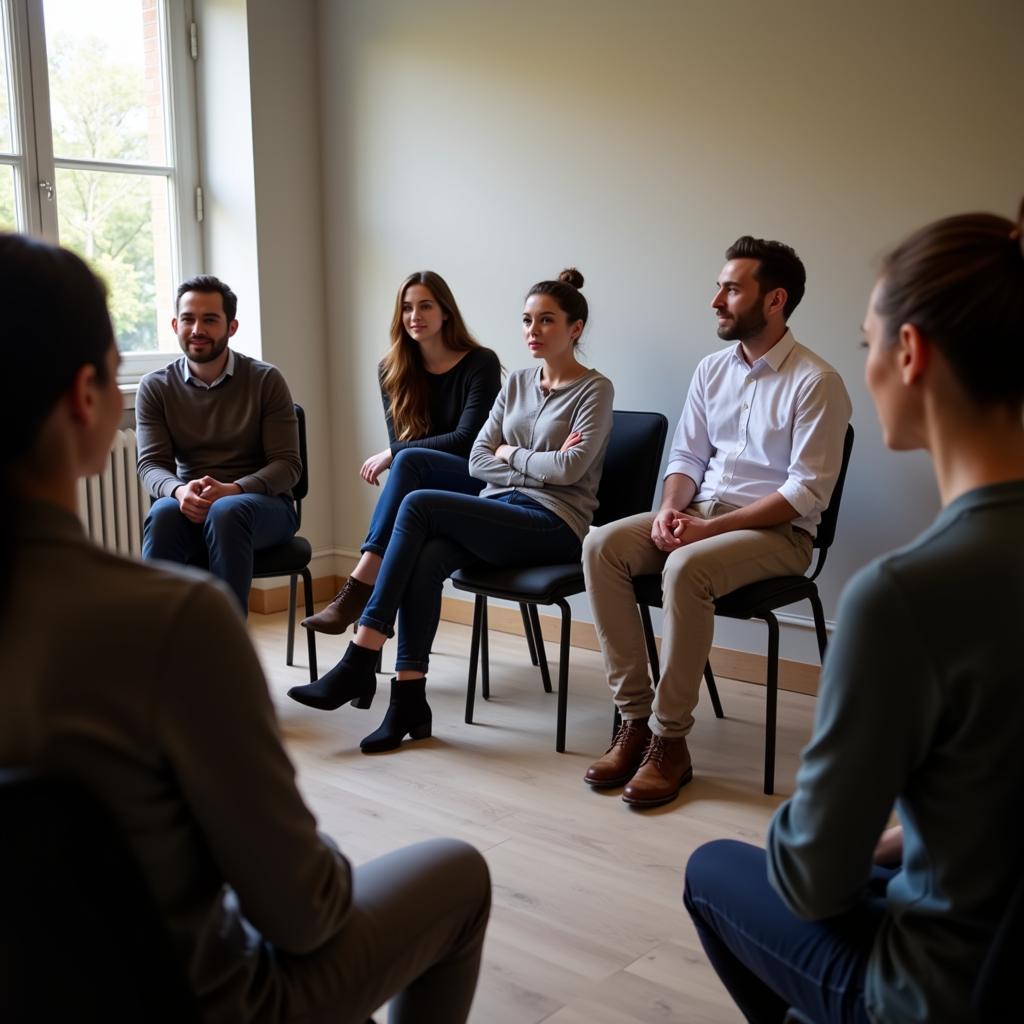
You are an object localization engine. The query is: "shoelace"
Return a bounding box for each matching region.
[605,721,647,755]
[638,735,667,768]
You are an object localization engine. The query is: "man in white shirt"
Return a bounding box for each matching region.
[582,236,852,807]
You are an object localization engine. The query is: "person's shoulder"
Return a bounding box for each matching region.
[579,367,614,396]
[462,346,501,370]
[786,336,843,379]
[235,351,280,377]
[138,360,181,394]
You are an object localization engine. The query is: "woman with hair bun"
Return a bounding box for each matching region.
[0,234,490,1023]
[684,200,1024,1023]
[290,269,615,754]
[303,270,500,634]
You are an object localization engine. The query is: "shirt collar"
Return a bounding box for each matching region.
[180,348,235,389]
[730,329,796,373]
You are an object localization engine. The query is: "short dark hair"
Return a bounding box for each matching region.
[175,275,237,322]
[526,268,588,336]
[875,197,1024,408]
[725,236,806,319]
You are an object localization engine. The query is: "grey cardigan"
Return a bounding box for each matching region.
[469,366,614,540]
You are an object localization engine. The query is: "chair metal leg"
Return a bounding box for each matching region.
[554,599,572,753]
[520,602,539,666]
[464,595,484,724]
[702,662,725,719]
[301,568,317,681]
[529,604,552,693]
[639,603,660,682]
[286,575,298,666]
[481,600,490,700]
[809,592,829,661]
[763,613,780,795]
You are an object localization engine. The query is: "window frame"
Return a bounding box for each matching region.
[1,0,203,385]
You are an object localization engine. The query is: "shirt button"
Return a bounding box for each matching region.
[742,403,749,410]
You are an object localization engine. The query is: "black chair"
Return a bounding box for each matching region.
[253,403,318,680]
[0,767,201,1022]
[633,423,854,794]
[451,410,669,752]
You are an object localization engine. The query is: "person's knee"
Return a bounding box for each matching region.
[146,496,183,529]
[684,839,755,911]
[662,546,712,598]
[583,522,617,575]
[204,495,252,539]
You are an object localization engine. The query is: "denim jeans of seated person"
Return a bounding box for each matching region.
[359,486,581,674]
[361,448,484,558]
[143,492,297,615]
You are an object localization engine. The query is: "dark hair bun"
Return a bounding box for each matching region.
[558,267,584,290]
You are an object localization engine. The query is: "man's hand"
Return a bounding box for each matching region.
[175,479,212,523]
[651,507,685,551]
[360,448,393,486]
[198,476,243,504]
[873,825,903,867]
[669,513,722,547]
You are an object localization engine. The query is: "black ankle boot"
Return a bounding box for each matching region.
[287,642,378,711]
[360,677,432,753]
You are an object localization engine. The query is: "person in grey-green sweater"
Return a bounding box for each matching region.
[137,275,301,615]
[288,269,614,754]
[685,200,1024,1023]
[1,233,490,1024]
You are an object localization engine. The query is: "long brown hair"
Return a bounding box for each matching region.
[380,271,481,441]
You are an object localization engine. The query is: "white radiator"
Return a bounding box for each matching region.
[76,428,151,557]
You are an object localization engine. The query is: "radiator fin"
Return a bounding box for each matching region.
[76,429,151,557]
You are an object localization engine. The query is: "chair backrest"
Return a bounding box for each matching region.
[808,423,854,578]
[592,410,669,528]
[292,403,309,526]
[0,768,201,1022]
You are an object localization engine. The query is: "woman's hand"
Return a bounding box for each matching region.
[494,444,515,462]
[360,448,393,485]
[873,825,904,867]
[559,430,583,453]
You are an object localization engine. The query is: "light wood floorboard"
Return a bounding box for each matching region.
[249,612,817,1023]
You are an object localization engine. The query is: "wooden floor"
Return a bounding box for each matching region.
[249,611,818,1024]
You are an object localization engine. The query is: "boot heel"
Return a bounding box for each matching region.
[350,681,376,710]
[409,721,432,740]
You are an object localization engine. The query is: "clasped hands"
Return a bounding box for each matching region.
[175,476,242,523]
[651,507,721,552]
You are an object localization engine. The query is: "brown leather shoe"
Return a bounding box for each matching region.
[300,576,373,635]
[622,735,693,807]
[584,718,652,788]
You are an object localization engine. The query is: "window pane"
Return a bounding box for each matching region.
[0,1,12,152]
[0,163,15,230]
[55,167,175,352]
[44,0,167,165]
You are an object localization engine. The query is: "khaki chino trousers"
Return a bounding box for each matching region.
[582,501,812,738]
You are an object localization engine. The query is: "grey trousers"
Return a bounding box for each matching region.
[582,502,812,738]
[273,838,491,1024]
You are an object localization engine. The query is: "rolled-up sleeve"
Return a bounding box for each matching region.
[664,367,713,486]
[776,372,852,520]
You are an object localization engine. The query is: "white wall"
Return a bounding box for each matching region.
[195,0,335,567]
[316,0,1024,662]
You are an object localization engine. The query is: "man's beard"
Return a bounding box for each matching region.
[181,332,230,363]
[716,306,767,341]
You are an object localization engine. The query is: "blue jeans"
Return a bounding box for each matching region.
[684,840,891,1024]
[362,449,483,557]
[359,464,581,673]
[142,492,298,615]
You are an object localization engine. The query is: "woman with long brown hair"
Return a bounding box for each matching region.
[0,235,490,1023]
[303,270,500,633]
[684,199,1024,1023]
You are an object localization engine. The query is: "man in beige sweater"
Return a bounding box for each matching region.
[137,275,301,614]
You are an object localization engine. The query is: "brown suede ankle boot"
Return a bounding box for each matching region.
[300,576,374,635]
[584,718,651,788]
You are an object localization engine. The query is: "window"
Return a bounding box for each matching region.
[0,0,200,378]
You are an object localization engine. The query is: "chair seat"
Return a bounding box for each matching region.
[451,563,584,604]
[632,572,819,621]
[252,535,312,577]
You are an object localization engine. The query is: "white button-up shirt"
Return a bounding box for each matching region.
[666,331,852,536]
[179,349,236,390]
